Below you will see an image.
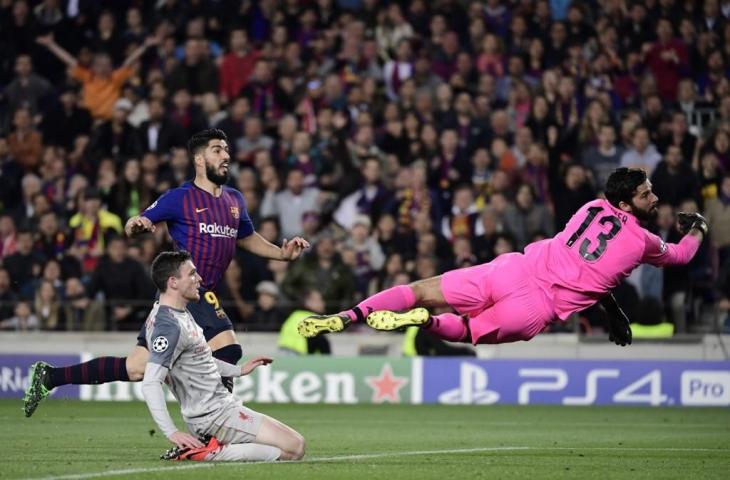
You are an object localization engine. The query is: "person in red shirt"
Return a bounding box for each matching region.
[644,18,689,102]
[219,29,261,105]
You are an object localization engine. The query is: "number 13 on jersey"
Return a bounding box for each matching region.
[565,206,623,262]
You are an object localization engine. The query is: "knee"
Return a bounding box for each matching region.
[125,358,145,381]
[290,434,306,460]
[409,281,427,303]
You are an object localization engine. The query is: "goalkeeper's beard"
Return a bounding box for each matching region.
[630,202,658,222]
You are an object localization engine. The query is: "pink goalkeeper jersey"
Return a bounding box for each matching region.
[523,199,701,320]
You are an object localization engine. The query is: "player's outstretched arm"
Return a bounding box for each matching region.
[125,215,156,237]
[213,356,272,378]
[238,232,310,261]
[241,356,273,375]
[599,293,632,347]
[642,212,707,267]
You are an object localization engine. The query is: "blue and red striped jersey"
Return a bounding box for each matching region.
[141,181,254,291]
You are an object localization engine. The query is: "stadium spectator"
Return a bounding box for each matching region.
[165,38,218,97]
[0,137,23,212]
[3,54,51,118]
[89,98,144,160]
[107,158,153,220]
[620,126,663,174]
[704,174,730,263]
[219,29,261,104]
[33,279,61,330]
[35,33,159,120]
[281,233,355,312]
[8,107,43,171]
[651,145,702,208]
[0,214,18,260]
[645,18,689,102]
[249,280,285,332]
[0,267,18,322]
[3,228,43,293]
[502,183,554,251]
[68,188,123,273]
[61,277,105,331]
[657,111,697,161]
[344,214,385,297]
[0,301,39,331]
[261,168,320,239]
[138,98,187,155]
[39,85,92,150]
[550,163,595,232]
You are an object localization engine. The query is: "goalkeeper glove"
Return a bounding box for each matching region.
[677,212,709,237]
[600,293,632,347]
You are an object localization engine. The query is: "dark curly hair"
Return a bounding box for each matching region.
[605,168,647,209]
[187,128,228,159]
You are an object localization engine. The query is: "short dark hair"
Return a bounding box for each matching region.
[151,250,192,292]
[187,128,228,159]
[605,168,647,208]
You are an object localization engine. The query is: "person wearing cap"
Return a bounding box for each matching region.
[248,281,285,332]
[343,214,385,297]
[68,187,124,272]
[88,97,144,158]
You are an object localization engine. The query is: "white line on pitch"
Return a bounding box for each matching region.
[20,445,730,480]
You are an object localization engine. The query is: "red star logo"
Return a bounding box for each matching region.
[365,363,408,403]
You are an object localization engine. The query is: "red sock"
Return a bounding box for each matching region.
[425,313,468,341]
[343,285,417,322]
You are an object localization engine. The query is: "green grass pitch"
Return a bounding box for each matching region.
[2,400,729,479]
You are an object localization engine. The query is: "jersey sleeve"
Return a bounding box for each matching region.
[147,311,182,369]
[641,230,701,267]
[141,189,182,224]
[235,190,255,239]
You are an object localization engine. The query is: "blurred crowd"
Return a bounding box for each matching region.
[1,0,729,335]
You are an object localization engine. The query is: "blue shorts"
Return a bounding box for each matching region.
[137,288,233,348]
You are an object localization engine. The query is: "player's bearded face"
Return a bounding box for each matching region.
[205,157,229,186]
[629,185,659,222]
[630,200,658,221]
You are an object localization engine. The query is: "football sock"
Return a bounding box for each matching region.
[213,344,243,393]
[343,285,416,322]
[211,443,282,462]
[48,357,130,388]
[425,313,469,342]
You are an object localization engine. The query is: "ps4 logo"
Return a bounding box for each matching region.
[433,362,676,406]
[438,362,500,404]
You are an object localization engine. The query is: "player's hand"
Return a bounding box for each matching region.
[125,215,155,236]
[607,314,632,346]
[677,212,709,237]
[168,431,204,449]
[280,237,310,261]
[241,356,273,376]
[601,293,632,347]
[605,304,632,347]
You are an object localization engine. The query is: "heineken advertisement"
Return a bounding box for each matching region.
[78,357,419,404]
